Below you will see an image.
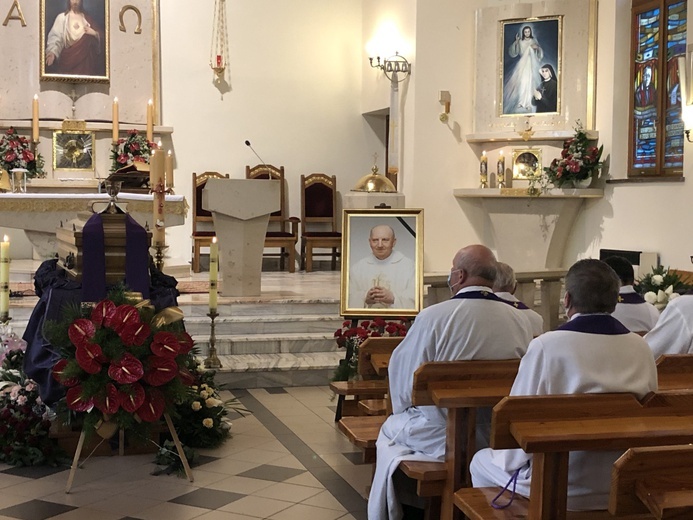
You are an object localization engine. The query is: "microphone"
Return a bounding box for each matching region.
[244,140,269,171]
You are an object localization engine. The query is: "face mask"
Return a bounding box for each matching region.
[448,270,456,294]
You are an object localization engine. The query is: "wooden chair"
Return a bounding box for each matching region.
[191,171,228,273]
[246,164,299,273]
[300,173,341,272]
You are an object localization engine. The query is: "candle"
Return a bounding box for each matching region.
[480,151,488,186]
[146,99,153,142]
[497,150,505,177]
[149,150,166,245]
[112,97,119,142]
[0,236,9,317]
[209,237,218,312]
[32,95,39,142]
[165,150,173,189]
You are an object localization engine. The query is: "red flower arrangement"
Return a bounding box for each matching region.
[109,129,158,173]
[332,318,410,381]
[543,121,603,188]
[50,298,195,430]
[0,127,45,178]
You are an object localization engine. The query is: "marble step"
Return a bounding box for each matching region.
[180,300,340,318]
[192,332,339,356]
[212,352,343,389]
[182,314,344,336]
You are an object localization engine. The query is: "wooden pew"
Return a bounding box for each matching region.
[656,354,693,390]
[454,391,693,520]
[329,336,402,421]
[611,445,693,519]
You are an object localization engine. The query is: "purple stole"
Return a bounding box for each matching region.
[452,290,530,310]
[82,213,150,302]
[557,314,630,335]
[618,292,646,304]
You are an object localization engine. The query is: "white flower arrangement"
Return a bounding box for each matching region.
[643,285,681,311]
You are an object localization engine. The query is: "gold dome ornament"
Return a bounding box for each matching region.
[351,166,397,193]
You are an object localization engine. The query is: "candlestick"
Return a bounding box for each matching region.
[209,237,218,312]
[204,310,222,369]
[0,236,10,319]
[32,95,39,142]
[480,151,488,188]
[146,99,153,142]
[149,150,166,246]
[112,97,119,142]
[165,150,174,190]
[497,150,506,188]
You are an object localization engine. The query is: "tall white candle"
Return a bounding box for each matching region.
[146,99,153,142]
[149,150,165,245]
[165,150,173,189]
[209,237,218,312]
[32,95,39,142]
[112,97,119,142]
[0,236,10,316]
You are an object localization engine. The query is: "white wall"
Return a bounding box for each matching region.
[160,0,372,261]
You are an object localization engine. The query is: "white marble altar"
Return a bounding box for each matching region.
[454,187,603,272]
[0,192,187,258]
[203,178,280,297]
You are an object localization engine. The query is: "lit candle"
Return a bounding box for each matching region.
[480,150,488,186]
[112,97,119,142]
[0,236,10,317]
[165,150,173,189]
[209,237,218,312]
[497,150,505,177]
[32,95,39,142]
[149,150,166,245]
[146,99,153,142]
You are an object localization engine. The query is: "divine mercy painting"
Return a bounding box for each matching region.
[500,16,562,116]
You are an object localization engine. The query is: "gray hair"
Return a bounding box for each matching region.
[493,262,516,292]
[565,259,620,314]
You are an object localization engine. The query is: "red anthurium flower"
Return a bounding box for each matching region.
[150,332,180,358]
[108,304,141,333]
[143,356,178,386]
[75,343,105,374]
[51,359,79,387]
[119,322,151,347]
[108,353,144,384]
[119,383,145,413]
[95,383,121,414]
[68,318,96,349]
[91,299,117,328]
[66,386,93,412]
[137,388,166,422]
[178,367,196,386]
[177,332,194,355]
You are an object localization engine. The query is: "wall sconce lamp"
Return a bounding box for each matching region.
[369,53,411,82]
[439,90,451,122]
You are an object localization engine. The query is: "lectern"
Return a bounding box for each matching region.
[202,178,280,296]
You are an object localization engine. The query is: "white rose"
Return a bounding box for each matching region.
[644,291,657,304]
[656,290,667,303]
[651,274,664,286]
[669,292,681,301]
[191,401,202,411]
[205,397,222,408]
[202,418,214,428]
[200,390,209,399]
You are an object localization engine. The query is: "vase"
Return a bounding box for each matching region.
[573,177,592,189]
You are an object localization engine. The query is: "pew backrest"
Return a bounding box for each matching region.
[357,336,403,379]
[656,354,693,390]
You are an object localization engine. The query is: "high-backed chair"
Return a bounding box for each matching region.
[300,173,341,272]
[245,164,299,273]
[191,171,229,273]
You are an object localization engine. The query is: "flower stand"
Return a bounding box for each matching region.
[65,412,193,493]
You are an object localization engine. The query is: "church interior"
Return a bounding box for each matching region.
[0,0,692,519]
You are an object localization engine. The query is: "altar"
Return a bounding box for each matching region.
[0,193,187,258]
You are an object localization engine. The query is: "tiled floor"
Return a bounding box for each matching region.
[0,387,371,520]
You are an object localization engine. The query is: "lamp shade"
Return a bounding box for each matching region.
[351,166,397,193]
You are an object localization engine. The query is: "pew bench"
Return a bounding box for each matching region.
[655,354,693,390]
[454,392,693,520]
[329,336,402,421]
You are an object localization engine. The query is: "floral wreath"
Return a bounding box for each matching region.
[110,129,158,173]
[49,293,196,434]
[0,127,45,179]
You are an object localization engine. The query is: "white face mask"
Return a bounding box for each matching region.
[448,270,457,294]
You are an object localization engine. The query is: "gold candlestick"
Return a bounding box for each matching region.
[204,310,222,369]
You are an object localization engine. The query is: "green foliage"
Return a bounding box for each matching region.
[152,440,198,477]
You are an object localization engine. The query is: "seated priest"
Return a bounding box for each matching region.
[602,255,659,333]
[368,244,534,520]
[470,259,657,511]
[493,261,544,337]
[645,292,693,356]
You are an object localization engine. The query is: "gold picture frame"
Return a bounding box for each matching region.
[512,148,542,179]
[53,131,95,172]
[40,0,110,83]
[340,208,424,318]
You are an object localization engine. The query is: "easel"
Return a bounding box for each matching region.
[65,413,193,493]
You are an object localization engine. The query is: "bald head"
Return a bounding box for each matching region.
[369,225,396,260]
[451,244,498,291]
